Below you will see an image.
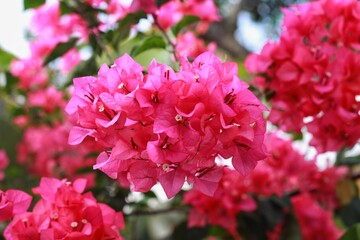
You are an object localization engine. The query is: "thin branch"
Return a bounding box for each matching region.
[153,15,179,62]
[203,1,250,60]
[125,206,189,217]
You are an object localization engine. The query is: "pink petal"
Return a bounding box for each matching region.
[159,169,186,198]
[38,178,62,202]
[6,190,32,215]
[68,127,96,145]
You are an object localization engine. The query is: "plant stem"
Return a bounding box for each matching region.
[153,15,179,62]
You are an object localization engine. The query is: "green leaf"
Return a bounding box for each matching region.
[171,15,200,37]
[171,221,209,240]
[43,38,78,66]
[23,0,46,10]
[340,223,360,240]
[4,72,18,93]
[131,36,166,57]
[340,155,360,166]
[155,0,170,7]
[279,211,302,240]
[59,1,73,15]
[258,195,288,230]
[112,12,147,49]
[0,48,16,72]
[338,198,360,227]
[64,56,98,86]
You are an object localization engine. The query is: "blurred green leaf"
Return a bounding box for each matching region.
[340,223,360,240]
[258,195,288,230]
[131,36,166,57]
[43,38,78,65]
[0,48,16,72]
[62,56,98,89]
[155,0,170,8]
[112,12,147,50]
[340,155,360,166]
[134,48,173,68]
[59,1,73,15]
[171,221,209,240]
[4,72,18,93]
[171,15,200,37]
[280,211,302,240]
[338,198,360,227]
[23,0,45,10]
[238,61,250,81]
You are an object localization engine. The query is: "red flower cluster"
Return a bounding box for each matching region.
[183,167,256,238]
[184,133,345,238]
[245,0,360,152]
[66,52,267,198]
[4,178,125,240]
[292,193,342,240]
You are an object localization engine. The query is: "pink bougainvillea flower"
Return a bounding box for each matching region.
[0,189,32,222]
[4,177,125,240]
[66,52,267,198]
[245,0,360,152]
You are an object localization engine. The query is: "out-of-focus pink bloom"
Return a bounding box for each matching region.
[17,123,100,181]
[157,1,184,30]
[184,133,347,237]
[10,58,48,89]
[59,49,81,74]
[176,31,216,59]
[27,86,65,113]
[130,0,220,31]
[245,0,360,152]
[13,115,29,127]
[0,189,32,222]
[184,167,256,238]
[0,150,9,181]
[130,0,157,13]
[292,193,343,240]
[4,178,125,239]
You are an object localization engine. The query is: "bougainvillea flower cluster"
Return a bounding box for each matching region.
[17,124,100,183]
[245,0,360,152]
[4,178,125,239]
[183,133,345,238]
[66,52,267,198]
[183,167,256,238]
